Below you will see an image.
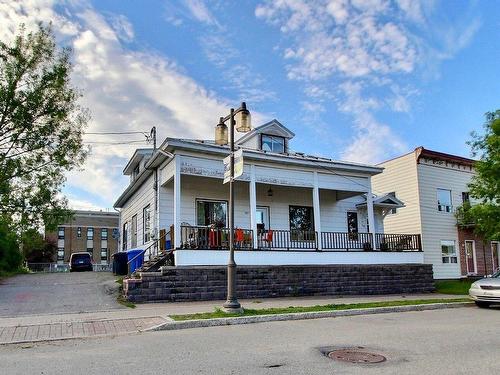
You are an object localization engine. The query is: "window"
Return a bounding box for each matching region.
[87,227,94,240]
[289,206,314,240]
[196,200,228,227]
[131,215,138,247]
[57,248,64,261]
[437,189,452,212]
[87,248,93,255]
[101,228,108,240]
[77,227,82,238]
[143,205,151,243]
[441,240,457,263]
[462,192,470,203]
[58,227,65,239]
[100,248,108,261]
[122,222,128,250]
[261,135,285,153]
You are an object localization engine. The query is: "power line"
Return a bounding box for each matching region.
[84,131,149,135]
[84,140,148,145]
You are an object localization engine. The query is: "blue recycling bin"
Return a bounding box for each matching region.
[127,249,144,274]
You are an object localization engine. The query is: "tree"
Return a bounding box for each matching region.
[463,110,500,240]
[22,228,56,263]
[0,24,89,230]
[0,216,23,272]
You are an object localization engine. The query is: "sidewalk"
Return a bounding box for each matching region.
[0,293,467,345]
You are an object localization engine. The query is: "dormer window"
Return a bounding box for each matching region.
[261,134,285,153]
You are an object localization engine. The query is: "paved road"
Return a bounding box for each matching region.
[0,272,123,317]
[1,306,498,374]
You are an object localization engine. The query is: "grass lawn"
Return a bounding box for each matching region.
[170,298,470,321]
[434,280,474,295]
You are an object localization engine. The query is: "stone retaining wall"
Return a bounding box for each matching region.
[123,264,434,303]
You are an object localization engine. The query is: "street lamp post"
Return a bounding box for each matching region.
[215,102,251,313]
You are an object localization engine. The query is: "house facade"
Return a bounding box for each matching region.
[114,120,423,268]
[45,210,119,265]
[372,147,499,279]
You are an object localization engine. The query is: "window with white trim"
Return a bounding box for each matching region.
[100,248,108,261]
[261,135,285,153]
[441,240,457,263]
[143,205,151,243]
[58,227,65,239]
[101,228,108,240]
[437,189,452,212]
[57,248,64,261]
[87,227,94,240]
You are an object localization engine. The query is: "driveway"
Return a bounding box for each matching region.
[0,272,123,317]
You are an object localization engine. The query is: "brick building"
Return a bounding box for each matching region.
[46,210,119,265]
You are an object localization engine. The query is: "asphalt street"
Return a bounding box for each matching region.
[0,272,122,317]
[0,306,498,374]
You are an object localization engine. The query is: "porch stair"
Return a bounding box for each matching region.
[135,251,173,273]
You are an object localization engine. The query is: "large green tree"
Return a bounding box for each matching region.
[0,24,89,230]
[461,110,500,240]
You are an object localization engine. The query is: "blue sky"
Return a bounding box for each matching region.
[1,1,499,210]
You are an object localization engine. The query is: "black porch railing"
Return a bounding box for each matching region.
[180,225,253,250]
[257,229,318,250]
[374,233,422,252]
[179,226,421,252]
[321,232,374,251]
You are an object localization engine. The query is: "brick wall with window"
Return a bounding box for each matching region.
[458,227,496,276]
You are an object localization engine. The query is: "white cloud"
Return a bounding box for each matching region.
[0,0,233,207]
[255,0,481,163]
[184,0,219,27]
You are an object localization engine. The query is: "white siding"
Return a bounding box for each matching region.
[120,173,156,250]
[372,152,422,235]
[159,175,370,233]
[417,162,475,279]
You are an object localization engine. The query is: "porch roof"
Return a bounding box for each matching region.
[356,193,405,209]
[147,137,383,175]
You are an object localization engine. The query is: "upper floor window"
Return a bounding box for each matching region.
[101,228,108,240]
[58,227,65,239]
[261,135,285,153]
[77,227,82,238]
[143,205,151,243]
[437,189,452,212]
[87,227,94,240]
[462,192,470,203]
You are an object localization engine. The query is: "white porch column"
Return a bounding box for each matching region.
[366,176,376,248]
[249,164,258,249]
[173,156,182,249]
[313,172,322,250]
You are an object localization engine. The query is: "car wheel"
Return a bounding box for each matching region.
[475,301,490,308]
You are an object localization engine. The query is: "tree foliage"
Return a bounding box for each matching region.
[463,110,500,240]
[0,24,88,230]
[0,216,23,272]
[22,228,56,263]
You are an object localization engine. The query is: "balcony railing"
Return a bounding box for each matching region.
[179,225,421,252]
[180,226,253,250]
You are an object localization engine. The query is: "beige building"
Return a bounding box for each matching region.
[372,147,499,279]
[46,210,119,265]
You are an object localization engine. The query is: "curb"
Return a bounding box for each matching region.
[147,302,473,331]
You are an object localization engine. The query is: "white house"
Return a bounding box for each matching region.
[114,120,423,268]
[372,147,499,279]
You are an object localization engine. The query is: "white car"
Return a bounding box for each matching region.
[469,270,500,308]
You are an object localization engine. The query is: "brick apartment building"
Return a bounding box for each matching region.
[46,210,119,265]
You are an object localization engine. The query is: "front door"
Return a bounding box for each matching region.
[256,206,270,232]
[465,240,476,274]
[492,242,499,271]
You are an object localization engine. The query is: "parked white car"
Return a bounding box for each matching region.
[469,270,500,308]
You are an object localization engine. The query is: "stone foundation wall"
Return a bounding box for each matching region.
[123,264,434,303]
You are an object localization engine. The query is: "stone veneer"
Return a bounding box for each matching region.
[123,264,434,303]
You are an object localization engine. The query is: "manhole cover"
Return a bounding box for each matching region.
[328,349,386,364]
